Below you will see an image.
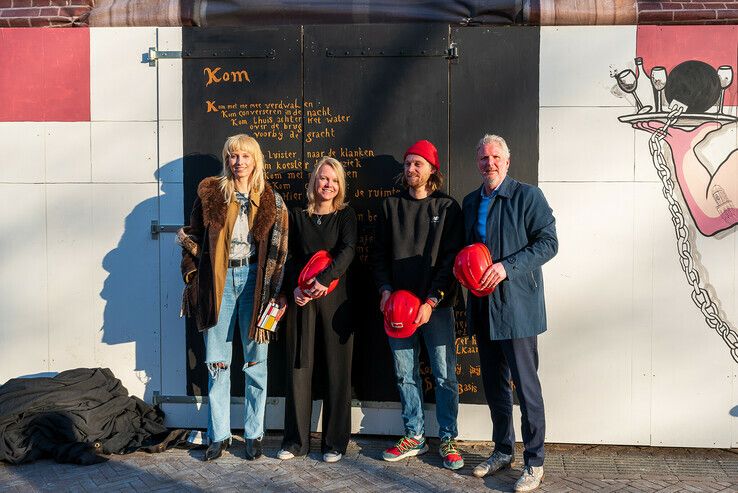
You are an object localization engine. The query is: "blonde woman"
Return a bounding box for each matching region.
[178,134,288,462]
[277,157,357,463]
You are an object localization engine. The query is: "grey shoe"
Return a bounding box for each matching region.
[472,450,513,478]
[514,465,544,492]
[322,451,343,463]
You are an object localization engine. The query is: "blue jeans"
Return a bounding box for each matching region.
[204,263,268,442]
[387,307,458,440]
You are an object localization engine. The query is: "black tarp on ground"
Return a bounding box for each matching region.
[0,368,185,465]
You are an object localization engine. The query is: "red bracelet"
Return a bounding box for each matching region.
[425,298,438,309]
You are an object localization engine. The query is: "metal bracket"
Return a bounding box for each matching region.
[446,42,459,60]
[151,220,182,239]
[143,48,182,67]
[183,48,276,59]
[153,391,280,406]
[143,47,277,66]
[326,43,458,59]
[152,391,407,410]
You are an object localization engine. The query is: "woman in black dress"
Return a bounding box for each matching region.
[278,156,357,463]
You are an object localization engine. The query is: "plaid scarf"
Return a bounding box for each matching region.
[251,191,288,343]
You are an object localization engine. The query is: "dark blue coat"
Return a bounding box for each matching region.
[462,176,558,340]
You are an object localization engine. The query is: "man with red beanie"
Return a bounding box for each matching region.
[371,139,464,470]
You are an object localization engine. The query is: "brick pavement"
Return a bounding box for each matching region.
[1,434,737,492]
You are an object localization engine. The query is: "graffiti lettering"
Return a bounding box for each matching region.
[204,67,251,87]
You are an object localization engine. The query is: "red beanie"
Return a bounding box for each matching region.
[404,140,440,170]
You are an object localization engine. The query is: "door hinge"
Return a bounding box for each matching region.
[151,220,182,239]
[143,48,182,67]
[143,47,277,66]
[326,43,459,59]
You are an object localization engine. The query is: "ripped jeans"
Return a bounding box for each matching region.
[204,263,268,443]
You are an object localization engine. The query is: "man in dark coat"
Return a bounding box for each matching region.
[462,134,558,492]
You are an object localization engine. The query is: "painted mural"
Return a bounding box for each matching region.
[614,26,738,363]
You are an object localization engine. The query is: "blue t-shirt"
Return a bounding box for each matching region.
[476,187,498,243]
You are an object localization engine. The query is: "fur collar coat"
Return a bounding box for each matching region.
[178,177,288,341]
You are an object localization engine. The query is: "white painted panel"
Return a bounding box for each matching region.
[157,27,183,122]
[0,185,48,383]
[163,398,285,431]
[629,184,656,443]
[91,183,160,400]
[46,184,95,371]
[733,113,738,447]
[634,127,660,183]
[650,188,734,447]
[90,27,157,122]
[0,123,45,182]
[457,403,498,441]
[160,182,186,395]
[45,122,92,183]
[540,26,636,108]
[91,121,158,183]
[733,371,738,448]
[540,182,649,445]
[539,107,634,182]
[158,121,184,395]
[162,400,502,441]
[158,120,183,183]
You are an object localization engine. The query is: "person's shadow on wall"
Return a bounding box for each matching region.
[99,158,185,402]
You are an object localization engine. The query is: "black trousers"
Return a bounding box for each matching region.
[476,327,545,467]
[281,295,353,455]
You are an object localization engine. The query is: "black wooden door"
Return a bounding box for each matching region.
[449,26,540,200]
[181,25,540,407]
[182,26,302,397]
[302,24,451,402]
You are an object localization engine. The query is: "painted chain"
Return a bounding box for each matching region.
[648,107,738,364]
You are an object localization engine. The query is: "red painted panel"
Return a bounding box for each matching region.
[637,26,738,107]
[0,28,90,121]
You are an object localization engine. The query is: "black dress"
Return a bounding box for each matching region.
[281,206,357,455]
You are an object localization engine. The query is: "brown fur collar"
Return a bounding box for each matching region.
[250,183,277,241]
[198,177,227,231]
[197,176,276,241]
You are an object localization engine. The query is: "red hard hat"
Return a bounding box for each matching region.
[453,243,495,297]
[298,250,339,297]
[383,290,422,338]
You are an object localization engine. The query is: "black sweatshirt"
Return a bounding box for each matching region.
[284,206,357,295]
[371,190,463,308]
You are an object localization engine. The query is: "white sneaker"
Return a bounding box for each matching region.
[323,451,343,463]
[514,465,544,492]
[277,449,295,460]
[472,450,513,478]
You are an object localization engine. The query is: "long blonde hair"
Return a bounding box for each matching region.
[218,134,266,203]
[306,156,348,216]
